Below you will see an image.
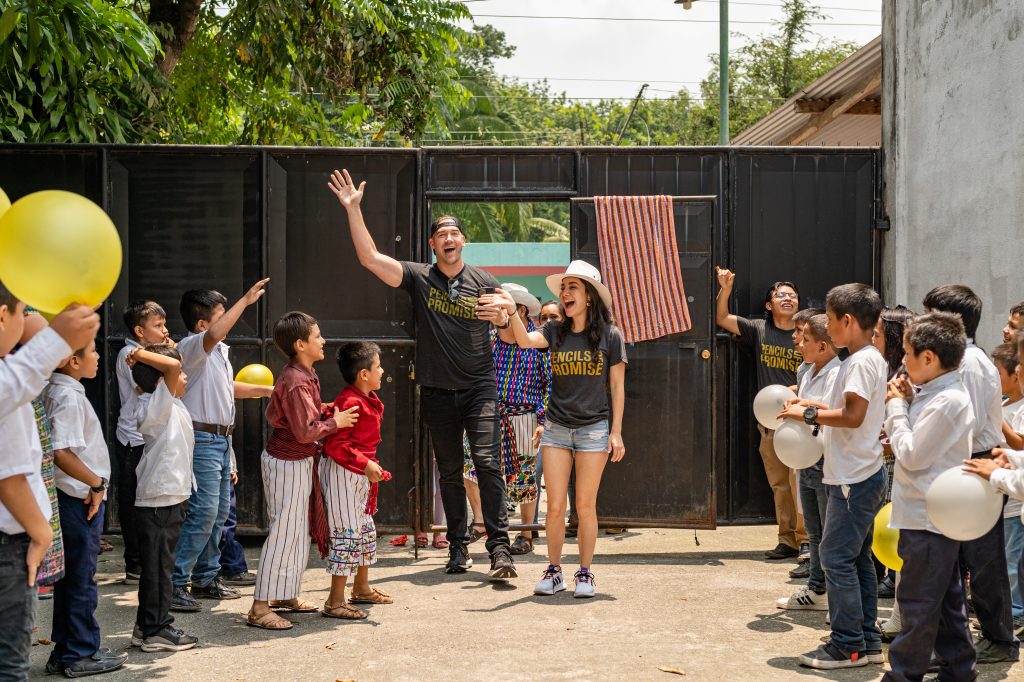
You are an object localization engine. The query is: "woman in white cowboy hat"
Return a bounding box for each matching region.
[486,260,627,599]
[464,283,551,555]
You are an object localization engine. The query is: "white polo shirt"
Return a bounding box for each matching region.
[1003,400,1024,518]
[0,328,72,535]
[178,331,235,427]
[42,372,111,500]
[960,342,1003,451]
[115,339,144,447]
[797,356,841,406]
[135,381,195,507]
[822,344,888,485]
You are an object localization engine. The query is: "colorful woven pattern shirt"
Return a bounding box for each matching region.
[490,321,551,425]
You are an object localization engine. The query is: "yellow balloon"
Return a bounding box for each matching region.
[235,363,274,388]
[872,502,902,572]
[0,187,10,219]
[0,190,122,315]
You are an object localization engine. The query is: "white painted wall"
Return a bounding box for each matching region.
[882,0,1024,349]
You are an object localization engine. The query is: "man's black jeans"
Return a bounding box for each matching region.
[421,384,510,554]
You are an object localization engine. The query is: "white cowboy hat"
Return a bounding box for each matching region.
[501,282,541,318]
[545,260,613,309]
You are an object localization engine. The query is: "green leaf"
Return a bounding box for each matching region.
[0,6,20,45]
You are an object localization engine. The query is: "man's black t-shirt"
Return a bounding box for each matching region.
[401,261,500,389]
[735,316,802,390]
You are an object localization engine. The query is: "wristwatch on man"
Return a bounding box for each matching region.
[90,477,108,494]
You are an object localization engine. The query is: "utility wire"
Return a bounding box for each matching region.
[461,0,880,11]
[472,13,879,27]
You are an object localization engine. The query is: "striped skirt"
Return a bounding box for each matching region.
[319,458,376,577]
[253,451,313,602]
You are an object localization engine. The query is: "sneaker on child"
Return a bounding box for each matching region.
[170,586,202,612]
[141,625,199,653]
[776,587,828,611]
[534,565,566,595]
[798,642,870,669]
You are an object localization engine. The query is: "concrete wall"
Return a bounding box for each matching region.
[882,0,1024,349]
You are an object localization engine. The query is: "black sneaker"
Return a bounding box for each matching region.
[765,543,799,560]
[45,652,64,675]
[170,586,202,612]
[445,544,473,574]
[191,578,241,600]
[798,642,870,669]
[220,571,257,586]
[123,572,141,586]
[63,648,128,678]
[974,637,1018,664]
[798,542,810,560]
[487,547,518,580]
[877,574,896,599]
[789,561,810,580]
[141,625,199,653]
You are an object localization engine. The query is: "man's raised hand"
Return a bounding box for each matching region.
[715,266,736,291]
[328,169,365,209]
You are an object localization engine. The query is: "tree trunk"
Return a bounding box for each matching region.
[149,0,204,76]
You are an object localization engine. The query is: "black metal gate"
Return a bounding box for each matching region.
[0,144,879,533]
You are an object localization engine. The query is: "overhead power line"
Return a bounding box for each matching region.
[462,0,880,11]
[472,13,880,27]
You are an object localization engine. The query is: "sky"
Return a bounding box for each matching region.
[460,0,882,101]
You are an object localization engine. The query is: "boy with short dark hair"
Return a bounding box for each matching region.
[128,343,200,653]
[320,342,393,618]
[0,282,98,680]
[924,284,1019,662]
[882,312,977,681]
[783,282,888,669]
[116,300,170,584]
[1003,301,1024,344]
[792,308,824,388]
[171,279,271,612]
[42,340,127,676]
[993,341,1024,631]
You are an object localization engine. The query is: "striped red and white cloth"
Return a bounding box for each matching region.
[595,195,692,344]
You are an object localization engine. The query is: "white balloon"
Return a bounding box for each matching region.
[925,467,1003,541]
[753,384,797,430]
[774,421,824,469]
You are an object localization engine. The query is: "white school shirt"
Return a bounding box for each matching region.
[822,344,888,485]
[135,381,195,507]
[1001,399,1024,518]
[0,328,72,534]
[884,371,974,532]
[42,373,111,500]
[796,361,813,388]
[960,342,1002,451]
[115,339,143,447]
[178,331,235,427]
[798,356,841,406]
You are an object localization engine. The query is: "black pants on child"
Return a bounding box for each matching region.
[0,532,33,680]
[115,442,144,575]
[883,529,975,682]
[52,492,104,667]
[960,513,1018,654]
[136,502,186,638]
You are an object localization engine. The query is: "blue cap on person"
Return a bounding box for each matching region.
[501,283,541,318]
[545,260,613,308]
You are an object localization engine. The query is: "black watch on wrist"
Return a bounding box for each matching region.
[90,477,108,494]
[802,406,819,426]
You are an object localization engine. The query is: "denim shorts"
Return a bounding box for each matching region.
[540,419,609,453]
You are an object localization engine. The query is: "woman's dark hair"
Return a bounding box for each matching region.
[880,305,916,379]
[554,280,613,354]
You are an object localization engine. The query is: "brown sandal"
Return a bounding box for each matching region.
[269,598,318,613]
[321,601,367,620]
[246,610,294,630]
[349,588,393,605]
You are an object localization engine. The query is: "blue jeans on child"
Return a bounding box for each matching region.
[0,532,34,680]
[820,465,887,655]
[173,431,232,589]
[52,492,104,667]
[218,484,248,577]
[1005,516,1024,619]
[799,459,828,594]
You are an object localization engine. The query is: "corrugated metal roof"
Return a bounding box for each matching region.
[733,35,881,146]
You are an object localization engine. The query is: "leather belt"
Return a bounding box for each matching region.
[970,448,993,460]
[193,421,234,437]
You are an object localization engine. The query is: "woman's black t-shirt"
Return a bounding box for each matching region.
[540,321,627,428]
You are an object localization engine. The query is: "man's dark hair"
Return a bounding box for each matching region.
[826,283,882,331]
[180,289,228,333]
[879,305,916,378]
[904,312,967,371]
[337,341,381,384]
[0,280,20,311]
[430,214,463,238]
[793,307,824,325]
[123,300,166,337]
[763,281,800,308]
[992,341,1019,375]
[273,311,318,358]
[1011,301,1024,318]
[922,284,982,339]
[131,344,182,394]
[804,314,836,350]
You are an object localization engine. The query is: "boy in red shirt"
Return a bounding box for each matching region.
[321,342,393,618]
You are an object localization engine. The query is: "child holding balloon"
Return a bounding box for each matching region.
[882,312,978,681]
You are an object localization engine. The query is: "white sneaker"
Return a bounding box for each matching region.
[776,587,828,611]
[573,569,595,598]
[534,565,566,595]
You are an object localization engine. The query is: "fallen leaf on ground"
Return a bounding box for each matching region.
[37,639,51,645]
[325,642,337,650]
[658,667,685,676]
